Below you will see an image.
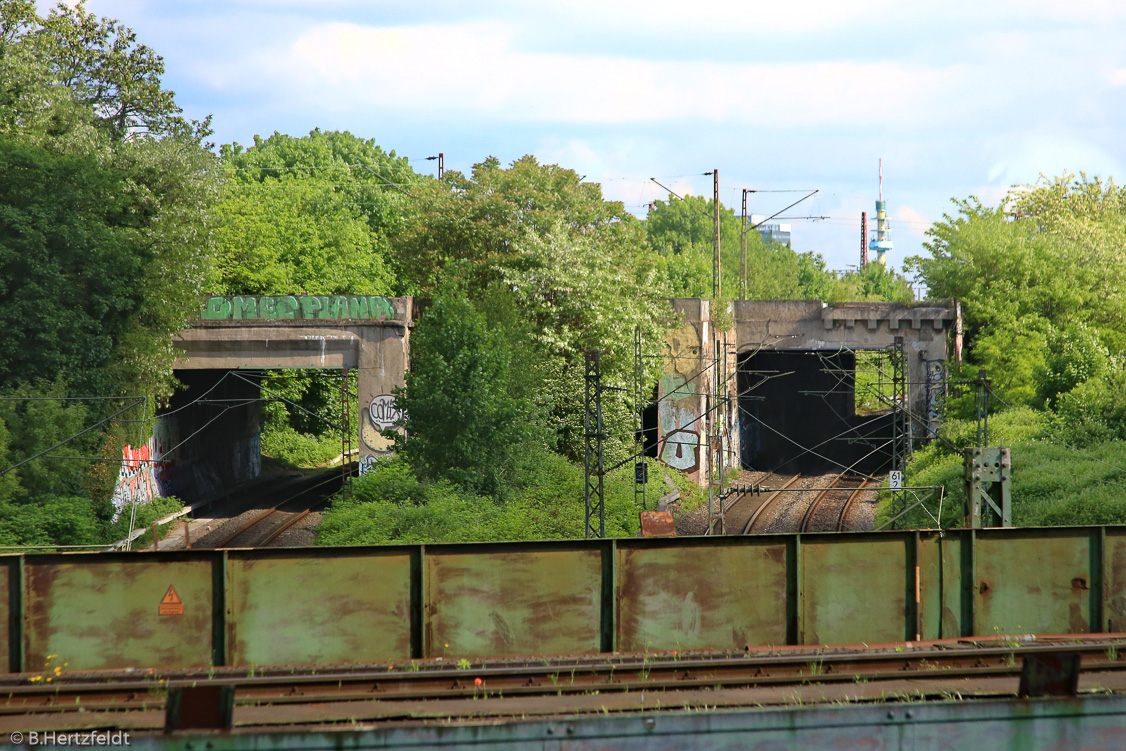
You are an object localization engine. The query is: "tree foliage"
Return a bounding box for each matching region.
[214,130,414,295]
[0,1,215,545]
[393,155,642,295]
[908,175,1126,406]
[392,291,549,498]
[0,0,216,400]
[645,194,912,303]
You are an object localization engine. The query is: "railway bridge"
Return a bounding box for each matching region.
[117,295,959,509]
[658,298,959,483]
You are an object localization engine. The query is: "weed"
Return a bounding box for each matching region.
[457,658,472,670]
[1107,645,1120,662]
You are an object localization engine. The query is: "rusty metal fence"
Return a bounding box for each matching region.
[5,527,1126,672]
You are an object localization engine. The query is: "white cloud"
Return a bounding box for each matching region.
[986,132,1126,187]
[224,21,972,128]
[893,205,931,231]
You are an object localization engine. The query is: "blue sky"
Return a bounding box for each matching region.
[57,0,1126,274]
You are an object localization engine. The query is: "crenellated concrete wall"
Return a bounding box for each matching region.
[734,299,958,420]
[661,299,960,482]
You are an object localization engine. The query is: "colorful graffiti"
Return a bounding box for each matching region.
[200,295,395,321]
[110,417,180,522]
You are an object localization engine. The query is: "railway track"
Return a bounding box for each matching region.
[799,473,873,533]
[203,468,345,548]
[740,475,801,534]
[3,637,1126,731]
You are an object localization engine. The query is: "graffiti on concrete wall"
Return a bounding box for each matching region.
[201,295,395,321]
[658,319,705,475]
[659,373,701,472]
[111,417,180,522]
[112,444,155,521]
[360,395,405,475]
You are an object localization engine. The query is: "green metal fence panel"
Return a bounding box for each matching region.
[918,532,943,641]
[25,553,215,671]
[616,538,788,652]
[12,527,1126,674]
[801,535,913,644]
[975,529,1097,635]
[0,557,12,672]
[937,533,970,638]
[226,548,413,667]
[1106,529,1126,633]
[425,544,602,658]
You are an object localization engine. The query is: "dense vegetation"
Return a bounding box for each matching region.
[7,2,1123,548]
[0,1,215,546]
[884,175,1126,528]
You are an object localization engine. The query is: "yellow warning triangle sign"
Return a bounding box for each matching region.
[159,585,184,616]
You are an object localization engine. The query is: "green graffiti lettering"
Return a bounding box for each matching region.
[348,296,368,318]
[300,296,322,319]
[203,297,231,319]
[231,297,257,320]
[333,297,349,319]
[278,296,298,319]
[199,294,398,321]
[368,296,394,319]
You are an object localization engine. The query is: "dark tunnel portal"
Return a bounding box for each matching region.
[738,350,892,475]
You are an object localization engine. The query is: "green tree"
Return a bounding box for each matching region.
[907,176,1126,403]
[644,195,843,301]
[394,157,671,460]
[393,155,642,295]
[0,0,216,400]
[214,130,415,295]
[831,262,915,303]
[392,291,549,499]
[0,1,216,544]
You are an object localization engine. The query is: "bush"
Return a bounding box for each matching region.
[879,405,1126,529]
[317,447,657,545]
[393,291,551,499]
[260,427,342,468]
[1051,370,1126,447]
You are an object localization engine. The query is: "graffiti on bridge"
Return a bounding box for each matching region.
[200,295,396,321]
[661,429,701,472]
[360,395,405,475]
[111,418,180,522]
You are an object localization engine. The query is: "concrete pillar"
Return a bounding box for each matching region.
[356,301,413,474]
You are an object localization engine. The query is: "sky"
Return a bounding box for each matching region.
[52,0,1126,275]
